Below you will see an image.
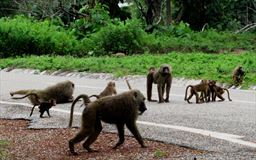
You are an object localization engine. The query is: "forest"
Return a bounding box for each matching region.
[0,0,255,87]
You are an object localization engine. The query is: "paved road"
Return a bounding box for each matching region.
[0,70,255,159]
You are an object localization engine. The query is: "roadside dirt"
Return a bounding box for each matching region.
[0,119,207,160]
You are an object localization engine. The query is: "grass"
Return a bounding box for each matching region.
[0,140,10,159]
[0,52,255,88]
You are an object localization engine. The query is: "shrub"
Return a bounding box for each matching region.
[89,19,146,56]
[0,16,82,57]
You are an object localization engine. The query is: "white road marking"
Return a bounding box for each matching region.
[75,84,256,104]
[1,100,256,148]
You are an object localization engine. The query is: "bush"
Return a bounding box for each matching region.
[0,16,82,57]
[89,19,146,56]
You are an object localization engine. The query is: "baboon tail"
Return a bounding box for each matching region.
[68,94,89,128]
[125,78,132,90]
[224,89,232,101]
[184,85,191,100]
[12,93,38,100]
[29,105,37,117]
[10,90,32,96]
[89,95,100,99]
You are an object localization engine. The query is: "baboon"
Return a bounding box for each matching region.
[89,81,117,99]
[113,52,126,57]
[147,64,172,103]
[10,80,74,105]
[208,80,232,101]
[69,94,92,128]
[68,89,147,155]
[232,66,245,86]
[30,99,56,118]
[184,80,209,104]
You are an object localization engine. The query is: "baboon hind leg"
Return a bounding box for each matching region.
[69,129,91,155]
[147,74,157,102]
[113,123,125,149]
[82,119,102,152]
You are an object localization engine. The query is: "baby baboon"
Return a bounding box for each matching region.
[68,89,147,155]
[68,94,92,127]
[184,80,209,104]
[147,64,172,103]
[232,66,245,86]
[208,80,232,101]
[30,99,56,118]
[10,80,75,105]
[89,81,117,99]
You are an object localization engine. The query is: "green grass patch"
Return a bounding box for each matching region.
[153,149,168,158]
[0,140,10,159]
[0,52,255,87]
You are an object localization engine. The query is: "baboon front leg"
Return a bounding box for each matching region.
[69,129,91,155]
[113,123,125,149]
[126,122,146,148]
[165,80,171,102]
[82,120,102,152]
[39,110,45,118]
[157,84,164,103]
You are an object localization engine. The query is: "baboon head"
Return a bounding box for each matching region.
[159,64,171,75]
[108,81,115,87]
[208,80,216,86]
[133,90,147,115]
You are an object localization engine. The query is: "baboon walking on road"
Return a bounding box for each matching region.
[68,90,147,155]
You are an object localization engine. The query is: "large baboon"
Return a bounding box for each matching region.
[68,89,147,155]
[232,66,245,86]
[208,80,232,101]
[89,81,117,99]
[147,64,172,103]
[10,80,74,105]
[184,80,209,104]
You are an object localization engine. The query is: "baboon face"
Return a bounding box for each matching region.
[208,80,216,86]
[159,65,170,75]
[108,82,115,87]
[133,90,147,115]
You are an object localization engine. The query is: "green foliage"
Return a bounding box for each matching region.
[145,29,256,53]
[0,16,82,57]
[90,19,146,55]
[0,140,10,159]
[70,4,112,38]
[153,149,168,158]
[1,52,255,87]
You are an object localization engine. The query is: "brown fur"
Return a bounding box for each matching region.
[232,66,245,86]
[30,99,56,118]
[209,80,232,101]
[184,80,209,104]
[68,89,147,155]
[147,64,172,103]
[10,80,74,105]
[89,81,117,99]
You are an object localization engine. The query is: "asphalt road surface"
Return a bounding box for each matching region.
[0,70,255,159]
